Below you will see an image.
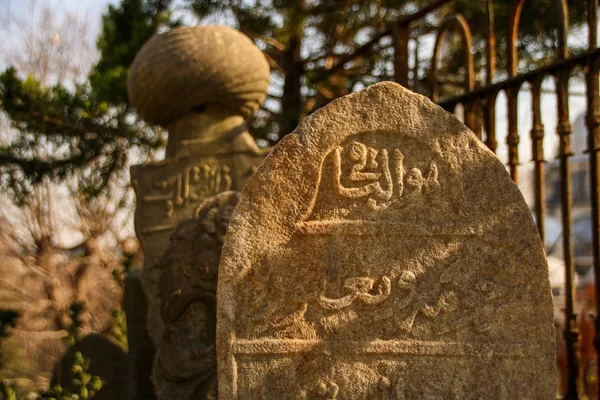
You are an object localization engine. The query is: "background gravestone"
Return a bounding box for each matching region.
[128,25,270,346]
[127,25,269,397]
[51,334,127,400]
[217,82,556,399]
[153,191,240,400]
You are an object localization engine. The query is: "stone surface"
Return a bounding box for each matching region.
[128,25,270,127]
[52,334,127,400]
[152,191,240,400]
[128,24,270,362]
[131,145,264,275]
[217,82,556,399]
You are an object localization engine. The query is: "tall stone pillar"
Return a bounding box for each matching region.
[126,25,270,398]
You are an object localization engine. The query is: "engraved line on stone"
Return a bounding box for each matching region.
[142,224,177,234]
[143,194,173,201]
[318,276,391,310]
[294,220,482,236]
[231,339,539,358]
[133,153,258,169]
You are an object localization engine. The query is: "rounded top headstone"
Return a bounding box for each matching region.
[216,82,556,399]
[128,25,270,127]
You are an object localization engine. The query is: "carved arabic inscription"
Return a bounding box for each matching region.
[143,163,232,219]
[334,141,439,210]
[314,267,484,337]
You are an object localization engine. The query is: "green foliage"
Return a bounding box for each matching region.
[64,303,85,347]
[105,247,133,351]
[90,0,179,104]
[116,245,137,285]
[0,382,18,400]
[108,308,128,352]
[0,67,164,202]
[1,350,103,400]
[0,0,175,202]
[41,352,103,400]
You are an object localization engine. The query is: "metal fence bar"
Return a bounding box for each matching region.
[437,48,600,110]
[482,0,498,153]
[531,76,546,244]
[557,65,581,399]
[486,0,496,86]
[506,87,520,182]
[483,93,498,153]
[586,0,600,398]
[506,0,523,181]
[552,1,582,397]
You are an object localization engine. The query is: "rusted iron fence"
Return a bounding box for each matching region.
[332,0,600,398]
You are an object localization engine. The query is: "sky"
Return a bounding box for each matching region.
[2,0,116,34]
[0,0,115,24]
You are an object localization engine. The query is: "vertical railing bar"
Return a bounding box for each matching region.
[507,85,520,182]
[465,105,477,134]
[584,1,600,399]
[507,1,523,183]
[558,66,580,400]
[531,76,546,244]
[475,99,484,141]
[557,0,569,60]
[484,93,498,153]
[483,0,498,153]
[431,28,445,102]
[554,0,582,398]
[508,0,525,78]
[462,16,476,132]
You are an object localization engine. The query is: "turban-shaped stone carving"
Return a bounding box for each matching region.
[153,191,240,400]
[128,25,270,127]
[128,25,269,399]
[130,24,268,361]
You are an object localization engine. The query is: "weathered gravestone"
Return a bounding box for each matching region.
[51,334,127,400]
[152,191,240,400]
[217,82,556,399]
[127,25,269,349]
